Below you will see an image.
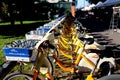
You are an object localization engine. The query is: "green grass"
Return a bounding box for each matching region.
[0,20,51,25]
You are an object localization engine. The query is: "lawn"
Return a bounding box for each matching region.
[0,20,50,26]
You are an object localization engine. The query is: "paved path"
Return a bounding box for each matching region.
[93,30,120,45]
[90,28,120,61]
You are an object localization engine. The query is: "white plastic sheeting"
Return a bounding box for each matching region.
[94,0,120,8]
[81,4,95,11]
[94,1,104,8]
[103,0,120,6]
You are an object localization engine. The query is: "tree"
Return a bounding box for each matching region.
[0,0,35,25]
[0,2,9,21]
[0,0,18,25]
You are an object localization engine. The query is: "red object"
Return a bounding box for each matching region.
[33,71,38,80]
[71,5,75,17]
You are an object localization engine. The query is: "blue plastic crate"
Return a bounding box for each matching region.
[3,39,38,62]
[3,48,32,57]
[36,27,50,34]
[3,48,32,62]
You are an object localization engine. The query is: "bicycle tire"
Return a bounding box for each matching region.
[3,72,41,80]
[98,62,115,78]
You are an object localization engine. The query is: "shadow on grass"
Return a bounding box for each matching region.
[0,22,46,36]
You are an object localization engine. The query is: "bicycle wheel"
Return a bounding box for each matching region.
[3,72,42,80]
[98,62,115,78]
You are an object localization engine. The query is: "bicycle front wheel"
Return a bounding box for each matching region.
[3,72,43,80]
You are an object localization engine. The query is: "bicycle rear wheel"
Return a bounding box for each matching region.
[3,72,42,80]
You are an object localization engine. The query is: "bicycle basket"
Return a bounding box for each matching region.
[25,27,50,40]
[3,39,38,62]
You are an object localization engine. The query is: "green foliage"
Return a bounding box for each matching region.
[0,2,9,20]
[1,2,8,14]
